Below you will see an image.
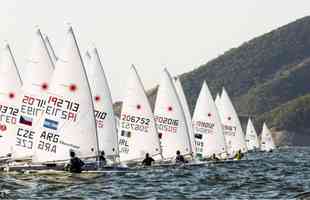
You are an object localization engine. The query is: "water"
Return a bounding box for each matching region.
[0,147,310,199]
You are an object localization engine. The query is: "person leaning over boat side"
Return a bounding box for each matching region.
[210,153,220,161]
[142,153,155,166]
[65,150,85,173]
[176,150,188,163]
[98,151,107,167]
[234,150,244,160]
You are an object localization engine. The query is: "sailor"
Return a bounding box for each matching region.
[234,150,244,160]
[98,151,107,167]
[142,153,155,166]
[176,150,187,163]
[65,150,85,173]
[210,153,220,161]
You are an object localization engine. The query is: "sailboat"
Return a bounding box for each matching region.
[154,69,193,161]
[0,42,23,160]
[118,65,162,163]
[260,123,276,152]
[84,46,119,161]
[44,35,58,64]
[245,118,260,151]
[219,88,247,157]
[192,81,227,159]
[31,25,98,163]
[11,27,55,160]
[174,78,196,157]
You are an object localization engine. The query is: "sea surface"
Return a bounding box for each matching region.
[0,147,310,199]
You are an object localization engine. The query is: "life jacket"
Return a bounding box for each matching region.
[69,157,85,173]
[142,157,155,166]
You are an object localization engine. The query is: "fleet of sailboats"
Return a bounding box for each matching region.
[0,25,277,172]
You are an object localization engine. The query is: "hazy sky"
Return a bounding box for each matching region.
[0,0,309,101]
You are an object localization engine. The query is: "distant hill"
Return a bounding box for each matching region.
[115,16,310,146]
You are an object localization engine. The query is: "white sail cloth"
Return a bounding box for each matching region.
[260,123,276,152]
[85,47,119,158]
[32,26,98,163]
[192,81,227,159]
[219,88,247,156]
[118,65,162,162]
[245,118,260,151]
[0,42,23,157]
[154,69,192,160]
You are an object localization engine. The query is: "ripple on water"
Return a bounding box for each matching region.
[1,147,310,199]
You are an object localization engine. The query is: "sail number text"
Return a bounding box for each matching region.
[155,116,179,133]
[121,114,150,125]
[16,128,34,149]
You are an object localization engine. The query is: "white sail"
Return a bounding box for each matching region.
[245,118,260,151]
[32,26,98,162]
[154,68,192,159]
[220,88,247,156]
[214,93,221,111]
[192,81,227,158]
[118,65,162,162]
[0,42,22,157]
[11,28,55,159]
[260,123,276,152]
[174,78,196,156]
[44,35,58,64]
[84,46,118,158]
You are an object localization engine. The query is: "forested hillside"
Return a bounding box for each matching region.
[115,16,310,145]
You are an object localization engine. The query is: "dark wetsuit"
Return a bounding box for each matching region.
[69,157,85,173]
[211,155,220,161]
[98,155,107,166]
[234,152,244,160]
[176,155,186,163]
[142,157,155,166]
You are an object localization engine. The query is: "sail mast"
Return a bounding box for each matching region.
[174,78,196,157]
